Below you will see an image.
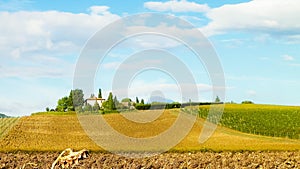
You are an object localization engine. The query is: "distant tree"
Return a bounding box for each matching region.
[67,106,74,112]
[93,101,100,112]
[84,103,92,112]
[71,89,84,108]
[98,88,102,98]
[103,92,116,110]
[242,100,254,104]
[121,98,132,102]
[135,103,151,110]
[141,99,145,104]
[46,107,50,112]
[66,90,74,111]
[90,94,95,98]
[226,101,236,104]
[68,90,73,107]
[75,106,83,113]
[56,96,69,112]
[102,101,107,109]
[215,96,221,103]
[114,96,119,106]
[136,97,139,103]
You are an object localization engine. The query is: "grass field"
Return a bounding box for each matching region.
[0,105,299,152]
[198,104,300,139]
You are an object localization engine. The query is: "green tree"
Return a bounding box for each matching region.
[215,96,221,103]
[136,97,139,103]
[71,89,84,108]
[242,100,254,104]
[46,107,50,112]
[56,96,69,112]
[93,101,100,112]
[141,99,145,104]
[67,90,74,111]
[84,103,92,112]
[121,98,131,102]
[75,106,83,113]
[114,96,119,106]
[98,88,102,98]
[104,92,116,110]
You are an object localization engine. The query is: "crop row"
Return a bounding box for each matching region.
[0,118,19,138]
[196,104,300,139]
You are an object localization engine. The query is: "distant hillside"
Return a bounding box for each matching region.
[0,113,9,118]
[149,96,174,103]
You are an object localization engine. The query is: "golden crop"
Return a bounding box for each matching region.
[0,107,299,152]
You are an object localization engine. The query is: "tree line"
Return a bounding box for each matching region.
[46,89,231,114]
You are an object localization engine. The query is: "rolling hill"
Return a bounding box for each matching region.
[0,105,299,152]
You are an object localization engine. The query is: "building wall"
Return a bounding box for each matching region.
[86,99,105,107]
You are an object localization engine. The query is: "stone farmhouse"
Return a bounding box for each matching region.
[85,96,105,107]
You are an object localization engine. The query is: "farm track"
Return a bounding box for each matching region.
[0,151,299,168]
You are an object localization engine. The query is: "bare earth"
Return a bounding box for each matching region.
[0,151,299,168]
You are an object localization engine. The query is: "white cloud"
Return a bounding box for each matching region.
[0,6,121,115]
[106,33,182,51]
[0,63,74,78]
[132,35,181,49]
[101,59,163,71]
[123,24,203,48]
[102,62,121,70]
[220,38,244,48]
[201,0,300,37]
[0,0,33,11]
[0,6,120,78]
[144,0,210,13]
[89,6,110,15]
[282,55,294,61]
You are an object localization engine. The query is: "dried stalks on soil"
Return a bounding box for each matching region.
[51,148,89,169]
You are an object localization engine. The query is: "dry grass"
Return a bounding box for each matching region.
[0,109,299,152]
[101,110,177,138]
[0,118,19,138]
[0,114,100,152]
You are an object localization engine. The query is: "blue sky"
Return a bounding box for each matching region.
[0,0,300,116]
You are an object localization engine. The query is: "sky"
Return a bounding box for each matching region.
[0,0,300,116]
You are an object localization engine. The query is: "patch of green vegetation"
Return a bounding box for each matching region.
[31,111,76,116]
[198,104,300,139]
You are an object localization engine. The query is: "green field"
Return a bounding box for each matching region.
[0,104,299,152]
[198,104,300,139]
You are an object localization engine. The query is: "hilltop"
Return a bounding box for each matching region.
[0,113,9,118]
[0,104,300,152]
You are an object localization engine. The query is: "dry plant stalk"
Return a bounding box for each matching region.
[51,148,89,169]
[21,162,38,169]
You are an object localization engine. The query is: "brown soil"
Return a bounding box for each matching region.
[0,151,299,168]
